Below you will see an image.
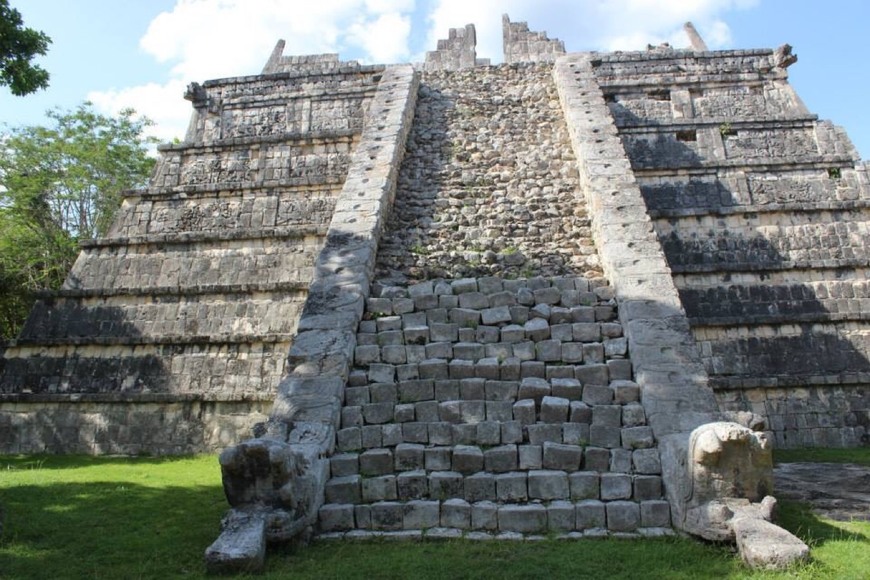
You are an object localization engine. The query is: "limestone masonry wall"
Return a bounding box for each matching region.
[594,49,869,447]
[0,57,385,453]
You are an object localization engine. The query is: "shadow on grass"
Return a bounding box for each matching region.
[776,499,869,546]
[0,454,210,471]
[0,479,225,579]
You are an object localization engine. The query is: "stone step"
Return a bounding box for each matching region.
[318,498,671,535]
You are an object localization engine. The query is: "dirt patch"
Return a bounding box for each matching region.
[774,462,870,521]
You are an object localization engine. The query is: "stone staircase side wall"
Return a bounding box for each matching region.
[553,54,720,530]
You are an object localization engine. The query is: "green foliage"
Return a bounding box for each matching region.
[0,0,51,96]
[0,103,157,338]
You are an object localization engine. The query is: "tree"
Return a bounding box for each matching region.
[0,0,51,96]
[0,103,157,338]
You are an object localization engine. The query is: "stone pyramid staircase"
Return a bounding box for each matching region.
[318,276,670,537]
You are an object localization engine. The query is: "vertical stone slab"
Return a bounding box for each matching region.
[553,54,720,530]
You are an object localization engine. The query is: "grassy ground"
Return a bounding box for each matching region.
[0,449,867,579]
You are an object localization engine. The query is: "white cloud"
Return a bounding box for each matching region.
[89,0,757,142]
[89,0,417,142]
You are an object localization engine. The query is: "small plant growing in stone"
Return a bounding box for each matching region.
[828,167,842,179]
[719,122,737,137]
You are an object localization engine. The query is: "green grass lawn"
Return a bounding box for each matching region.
[0,449,867,579]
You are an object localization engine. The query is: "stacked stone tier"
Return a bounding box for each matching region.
[593,50,870,447]
[318,277,670,537]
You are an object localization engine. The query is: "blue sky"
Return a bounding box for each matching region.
[1,0,868,159]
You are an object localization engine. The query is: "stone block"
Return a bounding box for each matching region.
[561,421,588,446]
[360,448,393,476]
[575,364,609,387]
[541,396,570,423]
[498,505,547,533]
[429,422,453,445]
[354,505,371,529]
[362,475,397,502]
[524,318,550,341]
[416,401,439,423]
[363,403,394,425]
[542,442,583,471]
[482,306,512,325]
[403,500,440,529]
[370,383,398,403]
[495,472,528,502]
[606,501,640,532]
[569,471,600,500]
[449,359,475,380]
[569,401,592,423]
[426,342,453,360]
[341,406,364,428]
[355,345,380,365]
[404,326,429,346]
[518,445,542,470]
[452,424,476,445]
[399,379,434,403]
[369,363,396,384]
[476,421,502,446]
[441,498,472,529]
[640,500,671,528]
[548,501,576,532]
[402,422,429,443]
[434,380,459,401]
[607,359,633,380]
[337,427,362,451]
[621,403,646,427]
[429,471,464,500]
[609,448,632,473]
[479,327,503,346]
[570,306,595,323]
[632,449,662,474]
[476,357,501,380]
[454,342,485,361]
[382,424,403,447]
[485,401,513,423]
[394,443,425,471]
[330,453,359,477]
[593,405,622,427]
[528,469,570,500]
[560,342,584,363]
[551,323,574,342]
[536,340,562,362]
[622,426,655,449]
[459,292,489,310]
[600,473,632,500]
[534,287,562,305]
[604,337,627,358]
[438,401,462,424]
[512,340,536,360]
[518,377,550,403]
[484,445,518,473]
[612,380,640,403]
[325,475,361,504]
[394,404,415,423]
[464,472,496,503]
[513,399,536,425]
[634,475,663,500]
[419,358,449,379]
[361,425,383,449]
[572,323,601,342]
[472,501,499,531]
[526,423,562,445]
[551,378,582,400]
[576,500,606,530]
[460,377,486,399]
[430,323,459,343]
[319,504,355,532]
[460,401,486,423]
[371,502,404,531]
[452,445,484,474]
[500,358,522,380]
[584,447,611,471]
[425,447,453,471]
[590,425,621,449]
[345,386,370,406]
[450,308,481,327]
[397,470,429,500]
[501,421,523,444]
[501,324,525,343]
